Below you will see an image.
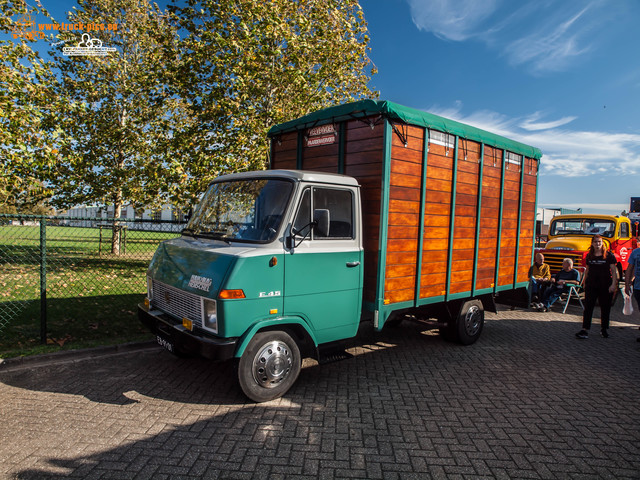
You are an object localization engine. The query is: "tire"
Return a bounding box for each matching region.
[455,299,484,345]
[237,330,301,403]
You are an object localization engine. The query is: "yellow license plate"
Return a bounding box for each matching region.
[182,318,193,331]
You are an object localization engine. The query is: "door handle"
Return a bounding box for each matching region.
[346,261,360,268]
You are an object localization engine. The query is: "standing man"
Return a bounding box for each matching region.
[624,246,640,342]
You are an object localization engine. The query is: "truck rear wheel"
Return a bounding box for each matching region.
[237,330,301,403]
[455,299,484,345]
[441,299,484,345]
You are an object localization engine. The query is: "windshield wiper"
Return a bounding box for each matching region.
[196,231,231,244]
[181,227,196,237]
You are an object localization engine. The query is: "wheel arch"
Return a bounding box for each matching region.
[234,317,318,360]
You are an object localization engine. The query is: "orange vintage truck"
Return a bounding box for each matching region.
[538,214,636,276]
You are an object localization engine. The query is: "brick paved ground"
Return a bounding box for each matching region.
[1,303,639,479]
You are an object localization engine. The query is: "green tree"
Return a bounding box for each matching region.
[172,0,377,195]
[49,0,188,253]
[0,0,64,213]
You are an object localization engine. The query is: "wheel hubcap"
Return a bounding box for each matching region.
[464,306,482,336]
[252,340,292,388]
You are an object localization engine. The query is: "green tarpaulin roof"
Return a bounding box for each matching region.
[268,99,542,160]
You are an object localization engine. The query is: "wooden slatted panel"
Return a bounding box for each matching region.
[301,138,339,173]
[497,163,521,287]
[475,146,503,290]
[270,132,298,170]
[383,125,424,304]
[450,140,481,294]
[344,118,385,304]
[419,141,453,299]
[517,157,539,282]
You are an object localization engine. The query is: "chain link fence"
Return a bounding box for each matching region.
[0,214,183,347]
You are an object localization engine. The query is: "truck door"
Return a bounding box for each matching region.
[284,186,363,344]
[615,221,635,270]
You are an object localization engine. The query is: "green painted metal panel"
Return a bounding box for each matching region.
[414,128,429,306]
[494,150,507,289]
[382,300,414,320]
[471,144,485,296]
[514,155,526,287]
[472,287,495,296]
[283,249,362,344]
[147,238,237,299]
[445,136,460,300]
[496,282,527,293]
[532,158,541,265]
[416,295,446,306]
[233,315,319,358]
[375,120,393,328]
[448,291,476,301]
[269,100,542,160]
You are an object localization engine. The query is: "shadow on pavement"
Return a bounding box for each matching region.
[1,309,640,478]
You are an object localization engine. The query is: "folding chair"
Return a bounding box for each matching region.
[562,274,585,314]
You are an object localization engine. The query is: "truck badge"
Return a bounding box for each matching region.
[259,291,281,297]
[188,275,212,292]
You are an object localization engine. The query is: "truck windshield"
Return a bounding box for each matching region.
[184,178,294,243]
[549,219,616,238]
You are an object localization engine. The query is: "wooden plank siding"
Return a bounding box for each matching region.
[270,114,539,309]
[449,139,481,295]
[383,125,424,304]
[270,131,298,170]
[476,146,503,290]
[344,119,385,304]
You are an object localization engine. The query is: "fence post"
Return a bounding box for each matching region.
[40,216,47,344]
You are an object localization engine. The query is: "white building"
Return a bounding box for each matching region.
[62,204,188,232]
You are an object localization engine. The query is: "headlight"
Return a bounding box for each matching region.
[203,298,217,333]
[147,276,153,301]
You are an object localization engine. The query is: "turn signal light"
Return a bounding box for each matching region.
[219,289,246,299]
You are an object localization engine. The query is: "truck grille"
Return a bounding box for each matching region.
[543,252,583,274]
[151,280,203,328]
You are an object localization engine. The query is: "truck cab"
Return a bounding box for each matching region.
[540,214,636,275]
[139,169,363,401]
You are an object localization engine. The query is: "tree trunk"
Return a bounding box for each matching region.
[111,192,123,256]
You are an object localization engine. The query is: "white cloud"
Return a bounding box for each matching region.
[520,113,577,131]
[427,104,640,178]
[406,0,613,73]
[503,5,593,73]
[406,0,499,41]
[538,203,627,215]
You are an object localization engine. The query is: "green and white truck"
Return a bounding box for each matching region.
[139,100,542,402]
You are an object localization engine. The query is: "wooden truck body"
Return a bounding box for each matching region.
[268,100,542,329]
[139,100,542,402]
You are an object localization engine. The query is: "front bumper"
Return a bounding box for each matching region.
[138,303,237,361]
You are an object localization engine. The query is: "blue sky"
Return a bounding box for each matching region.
[9,1,640,215]
[361,0,640,215]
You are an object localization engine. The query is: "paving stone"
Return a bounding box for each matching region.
[0,306,639,478]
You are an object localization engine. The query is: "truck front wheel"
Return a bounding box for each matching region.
[237,331,301,403]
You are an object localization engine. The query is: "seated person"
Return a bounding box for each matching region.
[528,252,551,308]
[538,258,580,312]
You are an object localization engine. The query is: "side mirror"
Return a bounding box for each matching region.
[314,209,330,237]
[285,235,294,250]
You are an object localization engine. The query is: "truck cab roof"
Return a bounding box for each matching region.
[212,169,360,188]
